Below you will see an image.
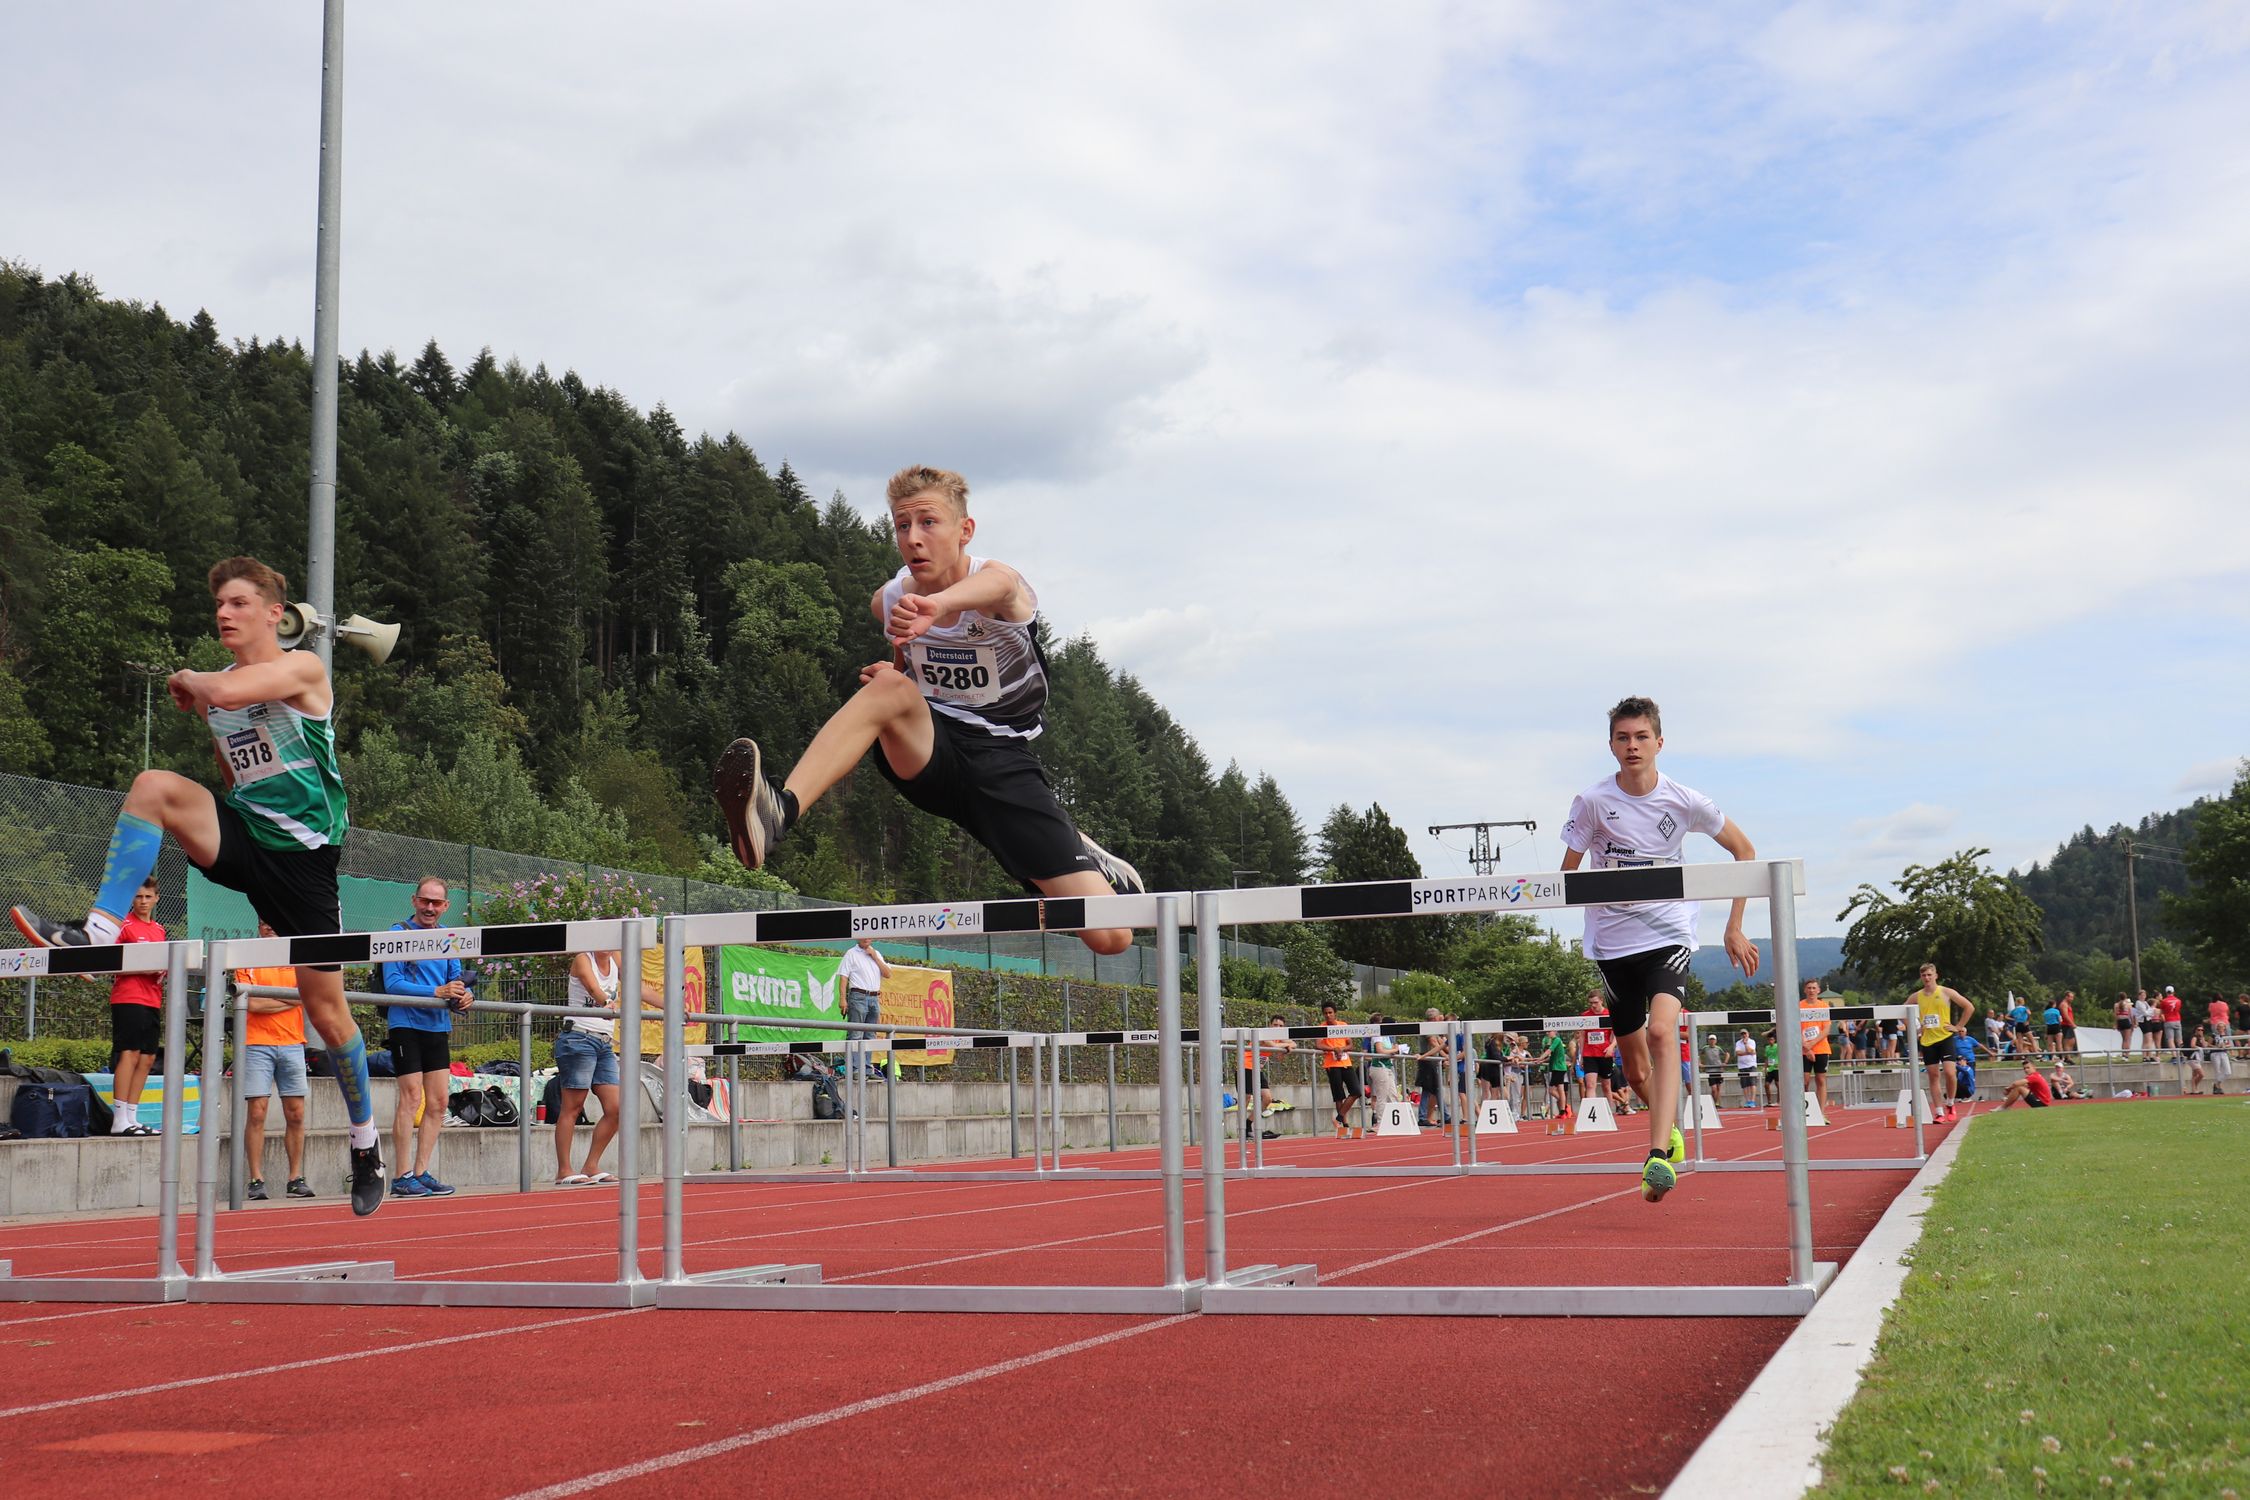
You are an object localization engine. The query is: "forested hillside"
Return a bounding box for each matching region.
[0,263,1430,941]
[2011,806,2201,956]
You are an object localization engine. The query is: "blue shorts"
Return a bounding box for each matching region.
[554,1028,620,1090]
[241,1043,309,1099]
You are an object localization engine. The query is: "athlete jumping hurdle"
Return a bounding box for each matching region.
[10,557,388,1215]
[1560,695,1761,1203]
[713,466,1143,953]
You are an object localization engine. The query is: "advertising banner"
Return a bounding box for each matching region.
[879,965,955,1066]
[639,942,708,1056]
[714,946,843,1043]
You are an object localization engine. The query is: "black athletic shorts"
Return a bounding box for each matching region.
[1803,1053,1829,1075]
[2026,1094,2048,1108]
[1477,1062,1503,1086]
[1546,1068,1568,1087]
[110,1002,160,1060]
[1582,1055,1615,1081]
[1326,1067,1361,1101]
[1593,945,1693,1036]
[877,713,1089,887]
[386,1027,452,1076]
[194,801,343,970]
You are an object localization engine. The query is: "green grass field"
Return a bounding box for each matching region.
[1818,1099,2249,1497]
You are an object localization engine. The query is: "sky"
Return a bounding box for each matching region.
[9,2,2249,939]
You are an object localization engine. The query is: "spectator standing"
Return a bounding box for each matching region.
[1503,1033,1532,1120]
[1761,1030,1781,1106]
[378,877,468,1199]
[2058,991,2078,1056]
[1417,1009,1453,1125]
[554,945,625,1185]
[236,920,313,1198]
[2160,986,2183,1053]
[2209,995,2235,1094]
[2006,996,2032,1050]
[1733,1030,1758,1109]
[1911,963,1976,1125]
[2041,999,2065,1057]
[2183,1026,2211,1096]
[1701,1033,1726,1103]
[2112,993,2136,1053]
[1319,1002,1364,1133]
[106,878,165,1136]
[1477,1030,1504,1111]
[838,937,895,1081]
[2134,991,2160,1058]
[1365,1015,1400,1111]
[1537,1027,1569,1122]
[1798,979,1833,1115]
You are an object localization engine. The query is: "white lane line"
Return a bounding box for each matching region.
[499,1313,1199,1500]
[0,1304,146,1330]
[0,1308,637,1422]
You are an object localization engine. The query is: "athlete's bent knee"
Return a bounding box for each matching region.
[1081,926,1131,956]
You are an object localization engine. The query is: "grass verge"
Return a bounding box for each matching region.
[1818,1098,2249,1496]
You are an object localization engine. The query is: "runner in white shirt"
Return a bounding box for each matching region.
[1560,696,1761,1204]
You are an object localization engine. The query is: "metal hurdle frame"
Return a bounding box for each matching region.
[183,916,663,1308]
[0,937,198,1303]
[650,892,1307,1312]
[1680,1003,1930,1171]
[1198,858,1840,1316]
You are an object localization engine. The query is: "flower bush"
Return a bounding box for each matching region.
[472,870,663,982]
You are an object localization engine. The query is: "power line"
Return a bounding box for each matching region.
[1428,820,1537,877]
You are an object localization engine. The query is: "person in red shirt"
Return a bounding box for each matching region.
[107,878,166,1136]
[2058,991,2077,1058]
[1577,993,1621,1116]
[2003,1063,2054,1109]
[2160,987,2184,1051]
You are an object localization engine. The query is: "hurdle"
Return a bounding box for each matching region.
[1681,1004,1929,1171]
[0,937,198,1303]
[650,891,1305,1313]
[1198,859,1839,1316]
[183,916,663,1308]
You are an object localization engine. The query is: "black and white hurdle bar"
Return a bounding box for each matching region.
[0,938,195,1303]
[1679,1003,1930,1171]
[1195,858,1832,1316]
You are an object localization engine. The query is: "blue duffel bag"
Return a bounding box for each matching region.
[9,1082,94,1139]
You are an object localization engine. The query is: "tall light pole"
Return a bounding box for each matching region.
[2125,838,2142,997]
[305,0,346,669]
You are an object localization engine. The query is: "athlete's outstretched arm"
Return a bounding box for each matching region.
[169,652,327,714]
[1710,819,1760,977]
[888,561,1031,642]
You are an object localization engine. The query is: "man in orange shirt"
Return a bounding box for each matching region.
[236,922,314,1198]
[1798,978,1834,1115]
[1319,1002,1364,1133]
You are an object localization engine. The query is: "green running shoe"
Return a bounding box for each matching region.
[1641,1153,1677,1204]
[1669,1125,1686,1164]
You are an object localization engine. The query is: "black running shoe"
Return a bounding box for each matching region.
[348,1141,387,1217]
[711,739,786,870]
[10,906,91,948]
[246,1178,267,1201]
[286,1177,314,1198]
[1080,834,1145,896]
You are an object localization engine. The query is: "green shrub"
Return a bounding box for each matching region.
[455,1038,555,1073]
[0,1036,115,1073]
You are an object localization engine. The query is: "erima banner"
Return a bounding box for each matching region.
[715,947,843,1043]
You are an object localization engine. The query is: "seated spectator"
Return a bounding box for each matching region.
[2002,1062,2054,1109]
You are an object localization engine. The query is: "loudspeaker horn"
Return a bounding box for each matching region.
[276,601,321,647]
[335,614,401,665]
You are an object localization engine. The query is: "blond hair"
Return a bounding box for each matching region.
[887,465,970,515]
[208,555,288,605]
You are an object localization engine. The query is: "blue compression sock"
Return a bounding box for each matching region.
[92,813,163,922]
[328,1029,375,1128]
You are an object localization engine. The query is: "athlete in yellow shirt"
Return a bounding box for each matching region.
[1910,962,1976,1124]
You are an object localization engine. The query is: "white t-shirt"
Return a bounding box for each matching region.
[1560,772,1727,960]
[840,944,885,994]
[566,954,619,1041]
[1734,1035,1758,1072]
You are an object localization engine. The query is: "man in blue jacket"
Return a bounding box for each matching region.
[379,877,470,1197]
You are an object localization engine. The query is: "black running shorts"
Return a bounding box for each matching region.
[195,801,343,969]
[386,1027,452,1076]
[1326,1067,1361,1102]
[1802,1053,1829,1075]
[110,1001,160,1061]
[1593,945,1694,1037]
[1582,1054,1616,1081]
[876,713,1090,887]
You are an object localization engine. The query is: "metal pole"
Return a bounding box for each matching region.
[726,1053,742,1171]
[1062,980,1072,1084]
[1050,1033,1064,1163]
[23,974,34,1039]
[660,918,685,1283]
[305,0,345,668]
[1006,982,1020,1158]
[618,919,644,1286]
[516,1008,532,1195]
[1186,1040,1198,1148]
[1907,1021,1927,1159]
[1443,1037,1461,1170]
[228,966,249,1210]
[1105,1044,1118,1153]
[1155,896,1186,1290]
[1688,1014,1708,1163]
[1238,1040,1252,1171]
[1769,862,1814,1289]
[1466,1036,1480,1167]
[884,1024,897,1169]
[1195,892,1227,1285]
[193,943,223,1278]
[2125,840,2143,997]
[157,942,189,1282]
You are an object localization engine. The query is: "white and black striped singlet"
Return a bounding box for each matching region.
[880,556,1049,739]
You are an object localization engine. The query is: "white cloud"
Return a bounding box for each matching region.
[1848,803,1958,854]
[2176,757,2244,796]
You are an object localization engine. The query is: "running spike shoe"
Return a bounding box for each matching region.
[712,738,787,870]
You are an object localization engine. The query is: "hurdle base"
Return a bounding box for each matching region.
[1217,1263,1318,1289]
[1695,1159,1927,1173]
[188,1277,656,1308]
[1200,1282,1823,1317]
[653,1280,1200,1314]
[0,1266,189,1304]
[208,1259,396,1284]
[684,1262,823,1287]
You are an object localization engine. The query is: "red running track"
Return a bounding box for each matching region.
[0,1105,1957,1497]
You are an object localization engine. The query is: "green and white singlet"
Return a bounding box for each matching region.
[205,672,349,851]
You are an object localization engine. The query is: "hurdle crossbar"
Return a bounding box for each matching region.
[1681,1003,1929,1171]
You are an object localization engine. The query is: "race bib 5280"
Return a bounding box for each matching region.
[911,642,1002,706]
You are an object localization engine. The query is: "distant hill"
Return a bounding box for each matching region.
[1690,937,1847,992]
[2011,805,2206,959]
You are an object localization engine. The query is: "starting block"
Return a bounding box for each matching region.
[1373,1101,1419,1137]
[1892,1087,1932,1127]
[1334,1123,1364,1140]
[1545,1115,1576,1136]
[1574,1095,1619,1134]
[1475,1099,1517,1135]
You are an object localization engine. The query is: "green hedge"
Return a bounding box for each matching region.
[0,1036,115,1073]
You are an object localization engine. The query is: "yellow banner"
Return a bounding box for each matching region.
[877,966,955,1066]
[638,944,708,1056]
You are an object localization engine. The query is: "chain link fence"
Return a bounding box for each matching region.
[1,771,1399,1043]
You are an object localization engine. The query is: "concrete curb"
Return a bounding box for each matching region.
[1663,1116,1974,1500]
